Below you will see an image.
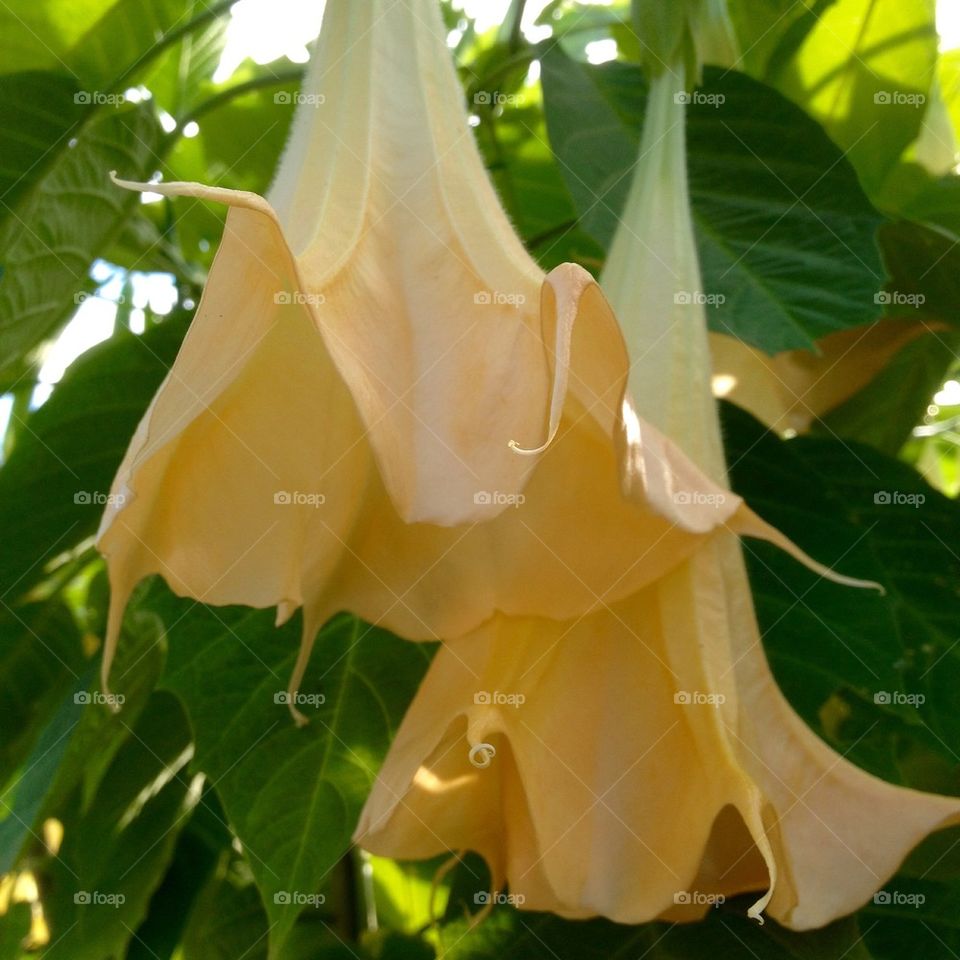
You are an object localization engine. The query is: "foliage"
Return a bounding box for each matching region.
[1,0,959,957]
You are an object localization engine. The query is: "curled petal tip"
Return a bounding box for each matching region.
[468,742,496,768]
[508,438,549,457]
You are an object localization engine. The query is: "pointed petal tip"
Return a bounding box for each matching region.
[733,507,886,594]
[508,437,550,457]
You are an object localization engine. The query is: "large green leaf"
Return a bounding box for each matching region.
[770,0,938,199]
[39,690,196,960]
[0,600,83,788]
[723,402,960,787]
[0,0,107,74]
[540,53,885,353]
[438,903,872,959]
[64,0,214,91]
[150,590,433,957]
[0,72,86,219]
[0,675,85,874]
[0,315,186,601]
[0,100,165,385]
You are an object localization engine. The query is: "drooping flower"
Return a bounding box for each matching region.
[710,320,929,434]
[354,38,960,930]
[98,0,824,722]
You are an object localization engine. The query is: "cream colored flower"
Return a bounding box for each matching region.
[98,0,816,723]
[354,52,960,930]
[710,320,929,434]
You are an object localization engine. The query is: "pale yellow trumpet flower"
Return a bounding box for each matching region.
[354,51,960,931]
[98,0,824,721]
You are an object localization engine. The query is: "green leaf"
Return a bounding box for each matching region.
[770,0,938,199]
[817,221,960,454]
[39,690,196,960]
[438,903,873,959]
[0,600,83,788]
[0,0,107,75]
[0,72,86,219]
[723,401,960,787]
[540,53,885,353]
[0,677,84,873]
[181,867,270,960]
[878,220,960,326]
[820,329,960,455]
[0,902,31,960]
[126,791,225,960]
[150,589,433,958]
[65,0,214,91]
[0,100,165,385]
[0,315,186,601]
